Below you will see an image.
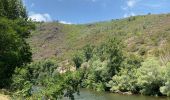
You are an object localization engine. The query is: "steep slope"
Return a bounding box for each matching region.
[28,14,170,64]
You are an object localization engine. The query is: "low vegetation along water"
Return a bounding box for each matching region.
[63,89,170,100]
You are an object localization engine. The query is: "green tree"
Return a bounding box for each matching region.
[72,53,83,70]
[12,60,83,99]
[83,44,94,62]
[136,57,163,96]
[0,18,34,88]
[0,0,5,16]
[108,54,142,93]
[0,18,22,87]
[106,38,124,79]
[0,0,27,19]
[0,0,34,88]
[82,37,125,91]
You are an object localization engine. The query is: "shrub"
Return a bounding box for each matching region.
[136,57,163,96]
[82,37,125,91]
[82,60,108,91]
[109,69,138,93]
[106,38,124,77]
[72,53,83,70]
[160,63,170,96]
[11,59,58,97]
[83,44,94,62]
[138,46,147,56]
[12,59,83,99]
[108,56,167,96]
[108,54,142,93]
[96,44,108,61]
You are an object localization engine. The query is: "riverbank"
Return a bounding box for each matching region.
[69,89,170,100]
[0,94,10,100]
[0,89,11,100]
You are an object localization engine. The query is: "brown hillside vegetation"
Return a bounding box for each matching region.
[28,14,170,64]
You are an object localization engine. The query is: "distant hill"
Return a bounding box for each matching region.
[28,13,170,64]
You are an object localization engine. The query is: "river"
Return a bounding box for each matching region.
[63,89,170,100]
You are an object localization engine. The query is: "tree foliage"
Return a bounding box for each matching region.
[105,38,124,78]
[80,38,125,91]
[83,44,94,62]
[72,52,83,70]
[12,60,83,99]
[0,0,27,19]
[77,37,170,97]
[0,0,35,88]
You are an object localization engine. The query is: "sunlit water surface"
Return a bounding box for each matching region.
[62,89,170,100]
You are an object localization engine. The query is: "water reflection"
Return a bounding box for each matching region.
[63,89,170,100]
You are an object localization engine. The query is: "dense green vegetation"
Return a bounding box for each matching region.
[72,39,170,97]
[0,0,34,88]
[0,0,81,99]
[11,59,83,99]
[27,13,170,98]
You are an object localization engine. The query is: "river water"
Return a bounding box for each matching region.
[63,89,170,100]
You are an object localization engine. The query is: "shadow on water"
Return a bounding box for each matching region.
[62,89,170,100]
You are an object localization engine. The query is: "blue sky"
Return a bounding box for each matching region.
[24,0,170,24]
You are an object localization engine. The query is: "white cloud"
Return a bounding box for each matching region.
[122,0,139,18]
[29,12,52,22]
[130,12,135,16]
[59,21,72,24]
[123,12,135,18]
[122,0,140,10]
[127,0,137,8]
[121,6,128,11]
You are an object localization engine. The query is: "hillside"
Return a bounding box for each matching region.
[28,14,170,64]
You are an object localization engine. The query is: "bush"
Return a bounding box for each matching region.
[109,69,138,93]
[138,46,147,56]
[12,59,83,99]
[106,38,124,78]
[108,56,167,96]
[39,71,82,100]
[83,44,94,62]
[160,63,170,96]
[108,54,142,93]
[82,60,108,91]
[11,59,58,97]
[82,37,125,91]
[72,52,83,70]
[136,57,163,96]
